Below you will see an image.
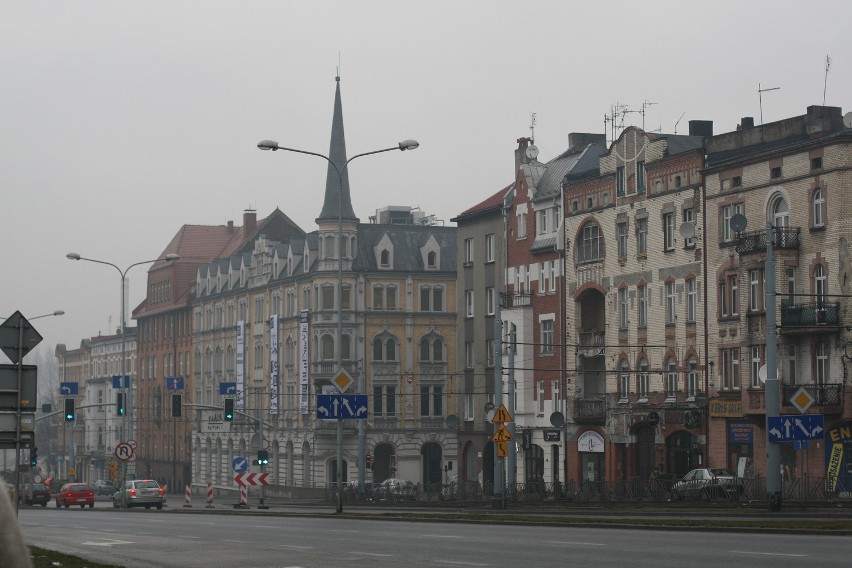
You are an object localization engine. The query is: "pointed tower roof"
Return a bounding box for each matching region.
[316,76,358,224]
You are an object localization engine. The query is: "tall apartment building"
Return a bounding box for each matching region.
[704,106,852,489]
[562,123,709,485]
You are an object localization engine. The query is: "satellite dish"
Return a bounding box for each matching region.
[446,415,459,429]
[730,213,748,233]
[844,112,852,129]
[679,222,696,239]
[550,411,565,428]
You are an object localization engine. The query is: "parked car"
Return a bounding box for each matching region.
[93,479,115,496]
[55,483,94,508]
[20,483,51,506]
[670,468,743,500]
[378,478,416,501]
[113,479,165,509]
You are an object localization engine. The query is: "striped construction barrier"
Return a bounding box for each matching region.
[184,484,192,508]
[239,484,248,508]
[206,481,214,508]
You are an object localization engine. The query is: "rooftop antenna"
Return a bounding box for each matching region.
[529,112,537,144]
[758,82,781,124]
[673,112,686,134]
[641,100,657,130]
[823,55,831,105]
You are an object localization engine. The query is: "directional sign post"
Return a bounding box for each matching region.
[232,456,248,473]
[316,394,368,420]
[767,414,825,442]
[167,376,185,391]
[219,382,237,396]
[234,472,270,487]
[59,382,79,395]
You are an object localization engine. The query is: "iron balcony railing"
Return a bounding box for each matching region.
[502,292,532,309]
[734,227,800,254]
[780,300,841,326]
[782,383,843,407]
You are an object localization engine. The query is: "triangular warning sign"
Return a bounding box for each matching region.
[491,403,513,423]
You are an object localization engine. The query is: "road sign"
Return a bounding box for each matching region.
[767,414,824,442]
[496,440,508,458]
[234,472,270,487]
[790,387,816,414]
[232,456,248,473]
[167,376,185,391]
[543,429,561,442]
[60,382,79,395]
[111,375,130,388]
[491,403,513,423]
[114,442,135,461]
[492,423,512,442]
[0,364,37,411]
[0,311,43,364]
[316,394,368,419]
[331,368,355,393]
[219,382,237,395]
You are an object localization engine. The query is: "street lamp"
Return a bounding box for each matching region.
[258,137,419,513]
[65,252,179,481]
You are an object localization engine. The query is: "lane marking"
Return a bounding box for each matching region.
[730,550,807,557]
[82,539,135,547]
[422,534,463,539]
[272,544,315,551]
[547,540,606,546]
[433,561,489,567]
[349,551,393,557]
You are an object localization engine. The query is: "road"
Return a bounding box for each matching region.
[18,506,852,567]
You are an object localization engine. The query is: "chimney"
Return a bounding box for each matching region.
[688,120,713,137]
[243,210,257,235]
[738,117,754,130]
[568,133,606,149]
[227,220,234,232]
[514,137,532,175]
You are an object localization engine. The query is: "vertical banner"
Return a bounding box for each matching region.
[299,310,310,414]
[236,320,245,409]
[269,314,280,416]
[826,442,844,492]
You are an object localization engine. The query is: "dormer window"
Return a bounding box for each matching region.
[427,251,436,268]
[380,249,390,267]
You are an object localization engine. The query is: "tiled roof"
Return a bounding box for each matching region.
[452,183,513,222]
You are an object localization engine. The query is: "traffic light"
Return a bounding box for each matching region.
[116,393,125,416]
[257,450,269,466]
[64,398,75,422]
[29,447,38,467]
[366,452,373,470]
[172,394,182,417]
[224,398,234,421]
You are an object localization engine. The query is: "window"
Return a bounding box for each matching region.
[637,359,649,400]
[749,269,763,312]
[380,249,390,267]
[619,361,630,400]
[636,217,647,256]
[637,284,648,328]
[674,175,682,188]
[813,264,827,307]
[373,385,396,417]
[372,335,397,362]
[731,349,740,389]
[586,196,594,209]
[786,267,796,302]
[666,358,677,398]
[728,274,739,316]
[788,345,797,385]
[771,166,782,179]
[419,335,443,363]
[577,221,603,263]
[464,238,474,264]
[722,203,744,242]
[373,285,397,310]
[811,156,823,170]
[663,212,675,251]
[427,251,437,268]
[485,234,495,262]
[537,380,545,415]
[616,166,625,196]
[320,334,334,360]
[636,161,646,194]
[540,318,554,354]
[687,357,698,398]
[665,281,676,324]
[617,221,628,258]
[732,176,742,188]
[485,339,496,367]
[464,394,474,420]
[486,287,496,316]
[815,343,828,386]
[813,188,825,228]
[772,195,790,227]
[537,209,549,235]
[320,284,335,311]
[721,350,730,389]
[465,290,474,317]
[420,285,444,312]
[420,385,443,417]
[682,208,695,248]
[517,211,527,239]
[750,346,762,388]
[686,278,696,323]
[571,199,579,213]
[464,341,474,369]
[552,380,561,414]
[548,260,557,292]
[618,287,628,330]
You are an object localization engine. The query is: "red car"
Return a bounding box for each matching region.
[55,483,94,508]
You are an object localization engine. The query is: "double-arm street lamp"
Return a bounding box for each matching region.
[258,138,419,513]
[66,252,179,481]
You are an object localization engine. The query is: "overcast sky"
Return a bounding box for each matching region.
[1,1,850,364]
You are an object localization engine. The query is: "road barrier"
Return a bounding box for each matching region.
[183,484,192,508]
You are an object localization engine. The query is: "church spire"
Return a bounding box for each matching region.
[316,75,358,224]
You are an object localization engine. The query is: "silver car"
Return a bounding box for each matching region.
[671,468,743,500]
[113,479,165,509]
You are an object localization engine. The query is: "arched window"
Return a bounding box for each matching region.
[372,334,398,362]
[771,194,789,227]
[576,221,603,263]
[419,334,445,363]
[813,188,825,228]
[380,249,390,267]
[427,251,437,268]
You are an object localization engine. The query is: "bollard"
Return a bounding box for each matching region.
[206,481,214,508]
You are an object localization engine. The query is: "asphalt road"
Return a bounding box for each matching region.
[18,506,852,568]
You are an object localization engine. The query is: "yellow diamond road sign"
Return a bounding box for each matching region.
[790,387,815,414]
[332,368,355,393]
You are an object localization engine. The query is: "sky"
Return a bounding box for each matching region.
[1,0,850,366]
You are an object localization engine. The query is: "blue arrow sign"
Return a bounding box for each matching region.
[316,394,369,420]
[111,375,130,388]
[219,382,237,395]
[167,376,185,391]
[768,414,824,442]
[59,382,78,395]
[232,456,248,473]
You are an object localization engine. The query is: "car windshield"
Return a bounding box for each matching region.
[70,484,90,491]
[136,481,159,489]
[709,469,734,476]
[32,484,47,491]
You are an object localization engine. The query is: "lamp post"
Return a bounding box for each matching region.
[258,138,419,513]
[66,252,179,482]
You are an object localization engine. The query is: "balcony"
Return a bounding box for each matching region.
[573,398,606,424]
[735,227,800,255]
[502,292,532,309]
[780,301,841,331]
[577,330,606,357]
[783,383,843,412]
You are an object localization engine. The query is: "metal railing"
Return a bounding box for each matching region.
[735,227,800,254]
